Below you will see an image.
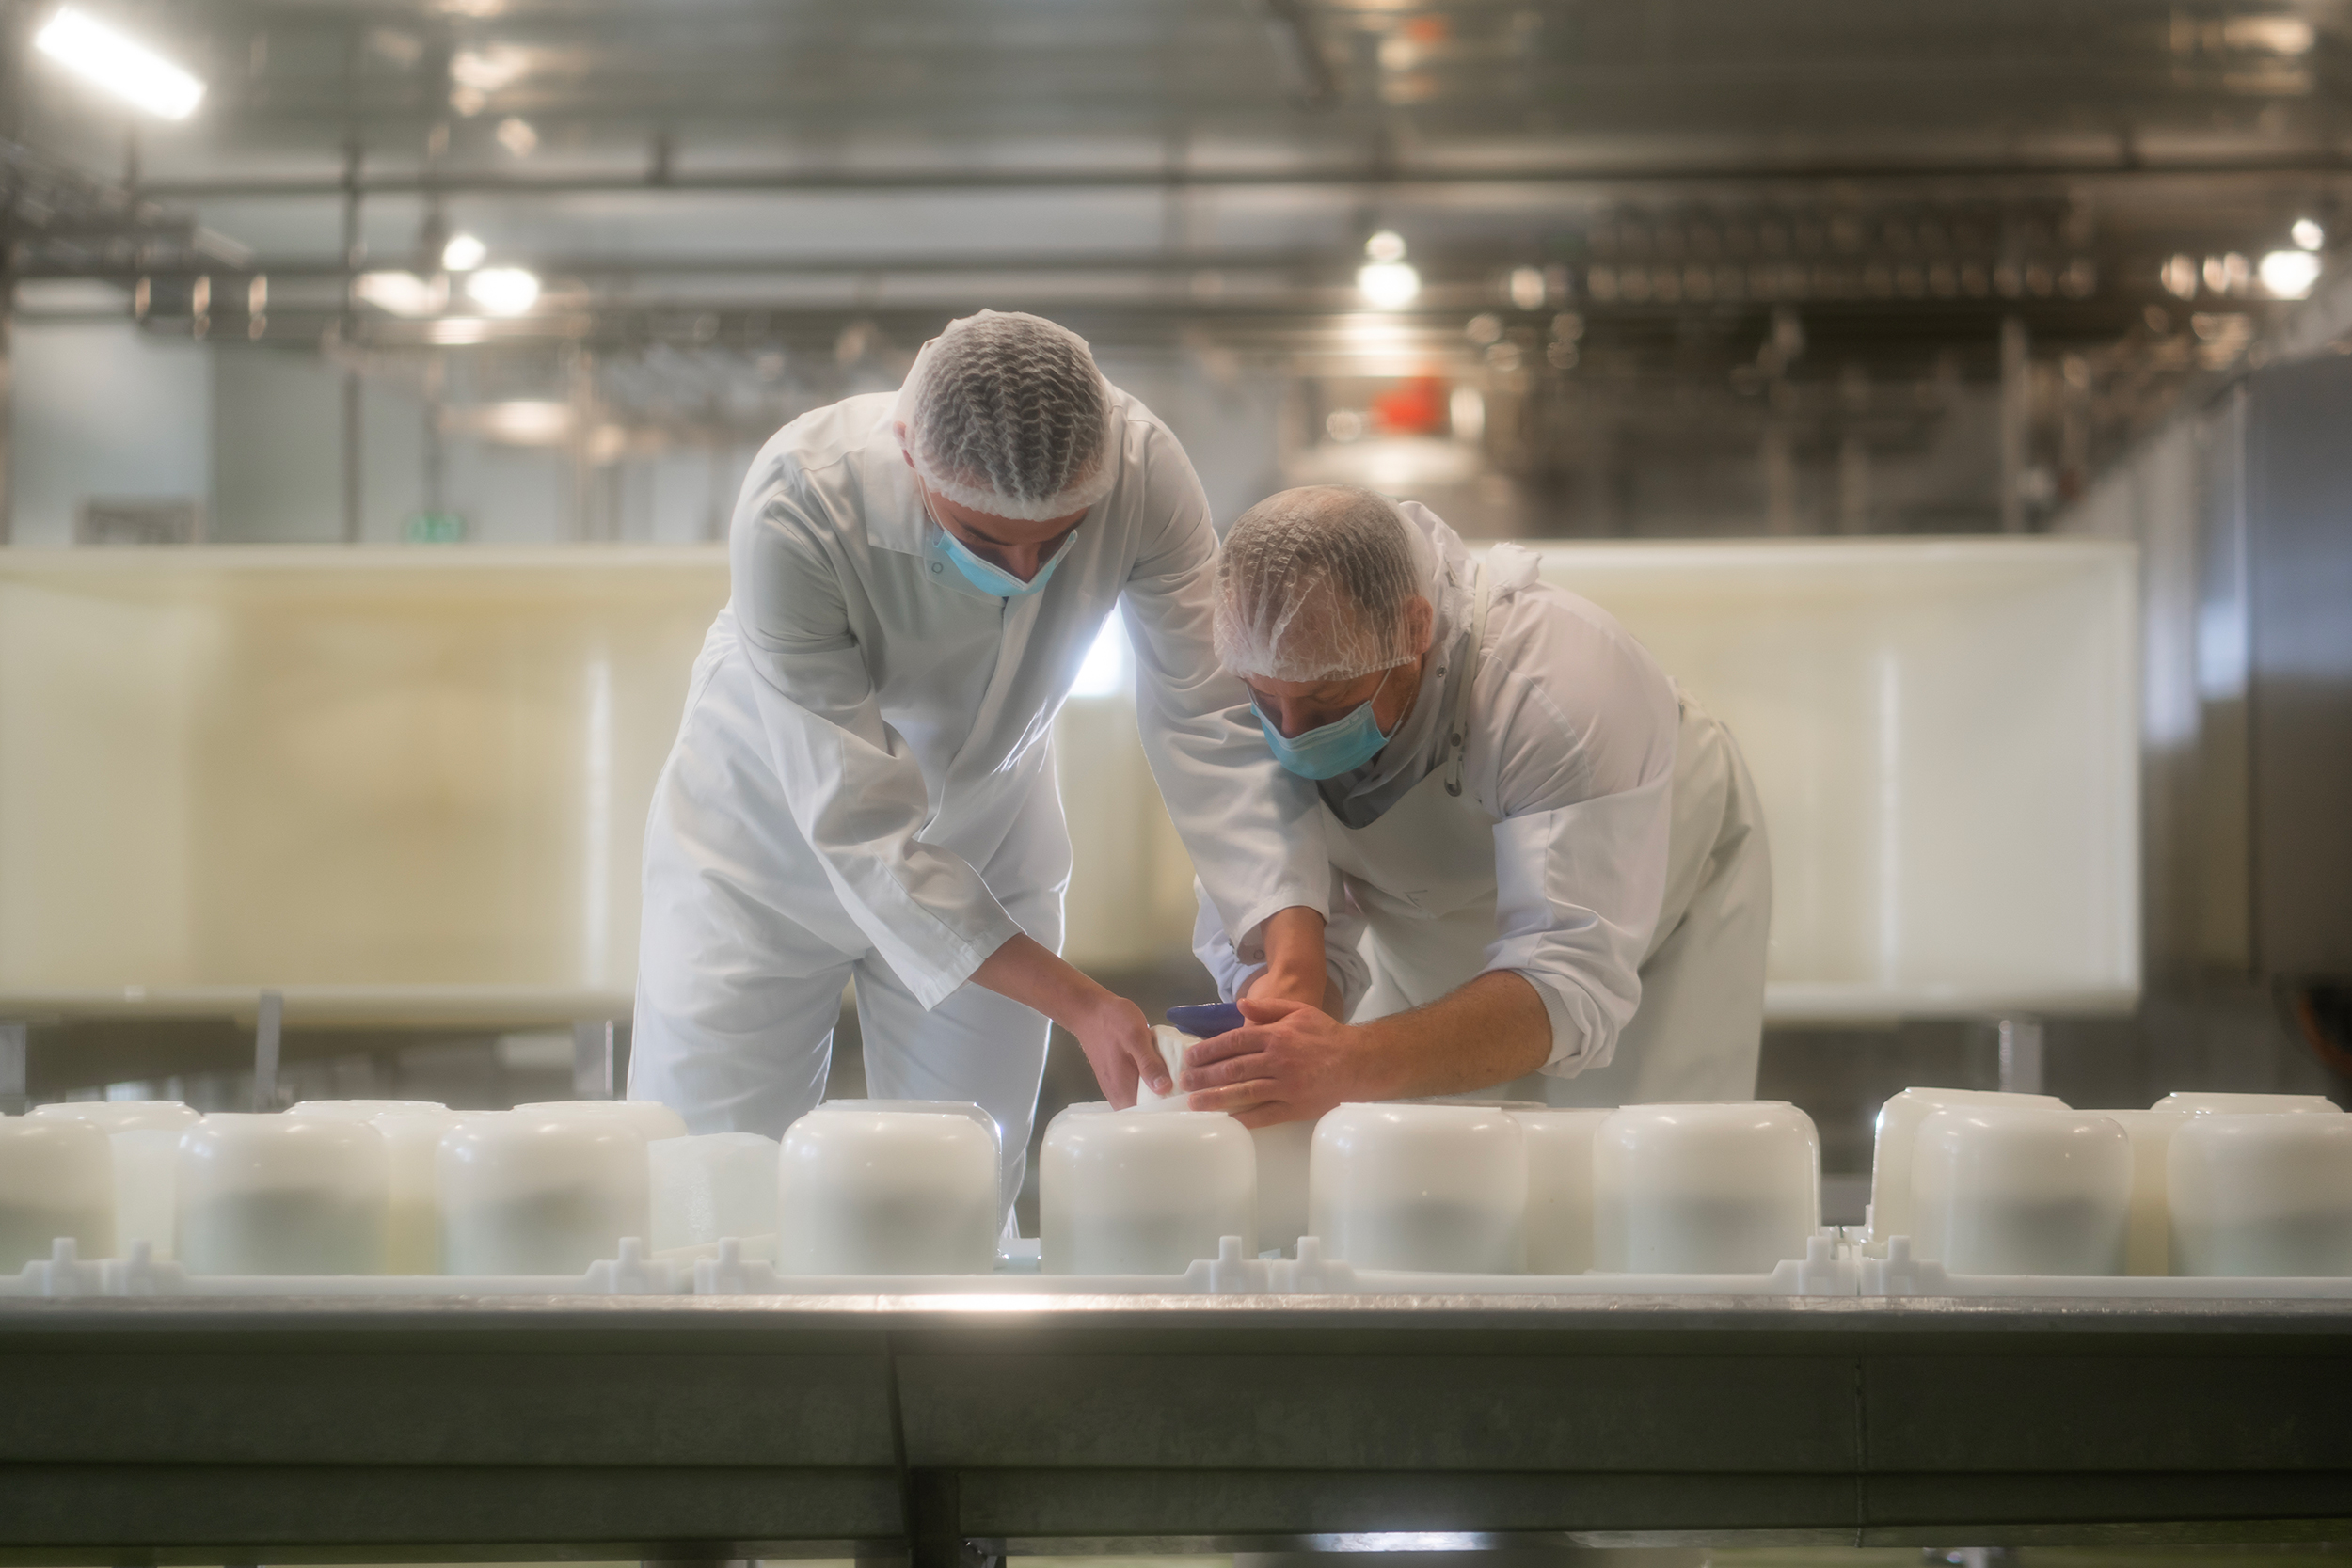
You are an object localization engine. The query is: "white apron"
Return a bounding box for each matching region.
[1324,573,1773,1107]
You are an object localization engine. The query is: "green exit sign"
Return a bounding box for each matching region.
[404,511,467,544]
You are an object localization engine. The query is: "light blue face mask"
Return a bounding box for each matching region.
[1254,665,1399,780]
[925,494,1077,598]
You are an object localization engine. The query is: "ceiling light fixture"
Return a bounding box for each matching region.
[2293,217,2326,251]
[1359,231,1419,309]
[448,46,525,92]
[2259,248,2322,299]
[34,6,205,119]
[441,232,486,272]
[471,400,573,445]
[2222,15,2315,55]
[356,270,447,318]
[1359,261,1421,309]
[465,266,540,315]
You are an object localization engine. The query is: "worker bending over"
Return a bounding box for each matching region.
[1185,484,1772,1120]
[631,311,1331,1204]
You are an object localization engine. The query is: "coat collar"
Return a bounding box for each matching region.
[857,399,931,558]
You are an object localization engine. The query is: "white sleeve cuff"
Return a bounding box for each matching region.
[1503,966,1620,1079]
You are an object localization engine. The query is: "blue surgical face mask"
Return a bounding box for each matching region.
[1254,665,1400,780]
[924,494,1076,598]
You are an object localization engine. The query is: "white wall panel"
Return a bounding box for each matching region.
[1526,538,2139,1020]
[0,537,2137,1027]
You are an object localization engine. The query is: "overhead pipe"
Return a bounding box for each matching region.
[8,247,1347,282]
[130,149,2352,201]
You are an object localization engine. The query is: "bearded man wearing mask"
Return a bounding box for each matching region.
[1180,484,1772,1123]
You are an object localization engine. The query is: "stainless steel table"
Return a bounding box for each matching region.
[1,1292,2348,1562]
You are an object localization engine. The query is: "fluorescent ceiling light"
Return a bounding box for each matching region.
[472,400,573,445]
[449,45,526,92]
[356,270,447,318]
[35,7,205,119]
[2294,217,2326,251]
[1358,261,1421,309]
[441,232,486,272]
[466,266,540,315]
[2259,248,2322,299]
[2222,15,2314,55]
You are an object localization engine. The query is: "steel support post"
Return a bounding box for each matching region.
[1996,1014,2045,1095]
[908,1471,1000,1568]
[0,1022,25,1113]
[0,0,19,546]
[1999,314,2030,532]
[573,1018,616,1098]
[251,990,284,1109]
[340,136,364,545]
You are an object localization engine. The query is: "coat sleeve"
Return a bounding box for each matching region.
[728,466,1021,1010]
[1120,422,1331,954]
[1478,597,1680,1076]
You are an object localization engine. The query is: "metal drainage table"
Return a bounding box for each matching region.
[0,1292,2348,1562]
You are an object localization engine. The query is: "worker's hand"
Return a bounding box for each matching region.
[1178,996,1377,1129]
[969,933,1167,1111]
[1073,991,1165,1111]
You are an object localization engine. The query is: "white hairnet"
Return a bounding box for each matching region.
[891,310,1118,522]
[1214,485,1422,682]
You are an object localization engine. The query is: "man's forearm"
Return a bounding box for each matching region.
[1249,904,1341,1011]
[970,933,1112,1033]
[972,932,1166,1101]
[1352,971,1553,1100]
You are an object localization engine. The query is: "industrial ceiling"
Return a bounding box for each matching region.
[6,0,2351,533]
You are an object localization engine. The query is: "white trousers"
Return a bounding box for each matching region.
[628,629,1064,1209]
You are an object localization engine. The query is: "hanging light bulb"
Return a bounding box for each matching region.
[1359,232,1419,309]
[2259,249,2322,299]
[466,266,540,315]
[1359,261,1422,309]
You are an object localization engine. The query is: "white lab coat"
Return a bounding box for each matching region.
[632,388,1326,1181]
[1194,504,1773,1104]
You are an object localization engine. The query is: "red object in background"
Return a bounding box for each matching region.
[1369,375,1449,436]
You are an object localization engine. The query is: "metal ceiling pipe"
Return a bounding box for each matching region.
[130,149,2352,201]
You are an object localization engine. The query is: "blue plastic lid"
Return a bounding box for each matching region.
[1165,1001,1247,1039]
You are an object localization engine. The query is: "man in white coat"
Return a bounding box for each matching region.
[631,312,1333,1199]
[1184,484,1771,1120]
